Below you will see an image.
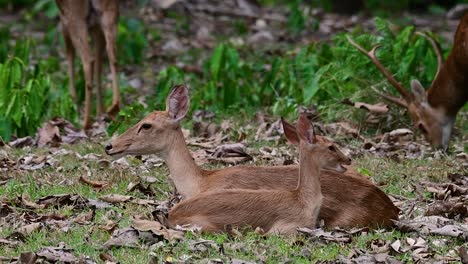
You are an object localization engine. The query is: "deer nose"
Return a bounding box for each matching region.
[345,157,352,165]
[105,144,113,154]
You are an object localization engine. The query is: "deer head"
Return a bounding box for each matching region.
[346,18,468,151]
[105,85,189,158]
[282,117,351,172]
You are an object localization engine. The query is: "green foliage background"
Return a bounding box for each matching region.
[1,0,466,140]
[111,18,443,134]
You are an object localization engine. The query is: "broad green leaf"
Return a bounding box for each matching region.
[0,117,12,142]
[210,44,225,81]
[304,65,330,103]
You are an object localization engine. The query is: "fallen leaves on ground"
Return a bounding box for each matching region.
[102,217,184,249]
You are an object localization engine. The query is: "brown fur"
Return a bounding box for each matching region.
[168,114,341,234]
[106,85,399,229]
[200,166,398,228]
[428,12,468,114]
[56,0,120,129]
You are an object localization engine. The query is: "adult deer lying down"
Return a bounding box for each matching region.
[56,0,120,129]
[168,113,346,234]
[106,85,399,229]
[347,12,468,150]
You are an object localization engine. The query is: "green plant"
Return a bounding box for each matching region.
[287,0,306,33]
[117,17,149,65]
[0,58,51,141]
[0,36,77,141]
[0,28,11,62]
[109,18,443,135]
[32,0,58,18]
[107,102,148,135]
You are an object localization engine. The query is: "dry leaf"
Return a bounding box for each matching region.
[9,136,34,148]
[20,194,46,209]
[132,217,184,241]
[430,225,467,239]
[0,238,21,247]
[426,200,467,218]
[102,228,140,249]
[36,245,78,263]
[18,252,37,264]
[79,176,109,190]
[73,210,95,225]
[99,220,118,233]
[100,194,132,203]
[100,252,118,263]
[354,102,389,114]
[17,223,42,236]
[458,246,468,264]
[37,121,61,147]
[390,240,401,252]
[132,218,164,233]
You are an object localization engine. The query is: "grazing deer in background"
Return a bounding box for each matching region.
[347,12,468,150]
[106,85,399,229]
[55,0,120,129]
[168,113,347,234]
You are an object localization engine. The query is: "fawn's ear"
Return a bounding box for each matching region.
[296,113,317,144]
[281,118,299,145]
[166,85,190,122]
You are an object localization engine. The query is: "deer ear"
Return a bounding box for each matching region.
[411,80,428,102]
[166,85,190,122]
[296,113,317,144]
[281,118,299,145]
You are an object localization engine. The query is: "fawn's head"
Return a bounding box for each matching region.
[105,85,189,158]
[282,115,351,173]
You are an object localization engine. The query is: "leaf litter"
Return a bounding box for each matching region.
[2,111,467,263]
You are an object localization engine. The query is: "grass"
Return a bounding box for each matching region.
[1,137,466,262]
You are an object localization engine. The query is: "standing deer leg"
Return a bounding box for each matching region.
[69,25,95,130]
[63,28,78,106]
[93,28,106,116]
[101,11,120,118]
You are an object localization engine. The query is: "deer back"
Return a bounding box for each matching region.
[427,12,468,115]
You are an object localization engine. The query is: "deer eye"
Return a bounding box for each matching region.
[418,124,428,134]
[328,145,336,152]
[141,123,152,130]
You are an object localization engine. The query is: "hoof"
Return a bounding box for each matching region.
[83,119,93,130]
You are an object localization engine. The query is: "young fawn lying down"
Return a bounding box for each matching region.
[168,113,346,234]
[105,85,399,228]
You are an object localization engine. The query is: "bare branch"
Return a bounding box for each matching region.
[370,86,408,108]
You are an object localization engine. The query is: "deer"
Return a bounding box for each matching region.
[167,113,349,234]
[55,0,120,129]
[105,85,399,229]
[346,12,468,150]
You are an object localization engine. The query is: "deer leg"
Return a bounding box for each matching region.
[101,12,120,118]
[267,221,299,235]
[63,28,78,106]
[93,29,106,116]
[169,215,220,233]
[69,26,95,129]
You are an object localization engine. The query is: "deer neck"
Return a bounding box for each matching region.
[163,128,203,199]
[296,145,322,205]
